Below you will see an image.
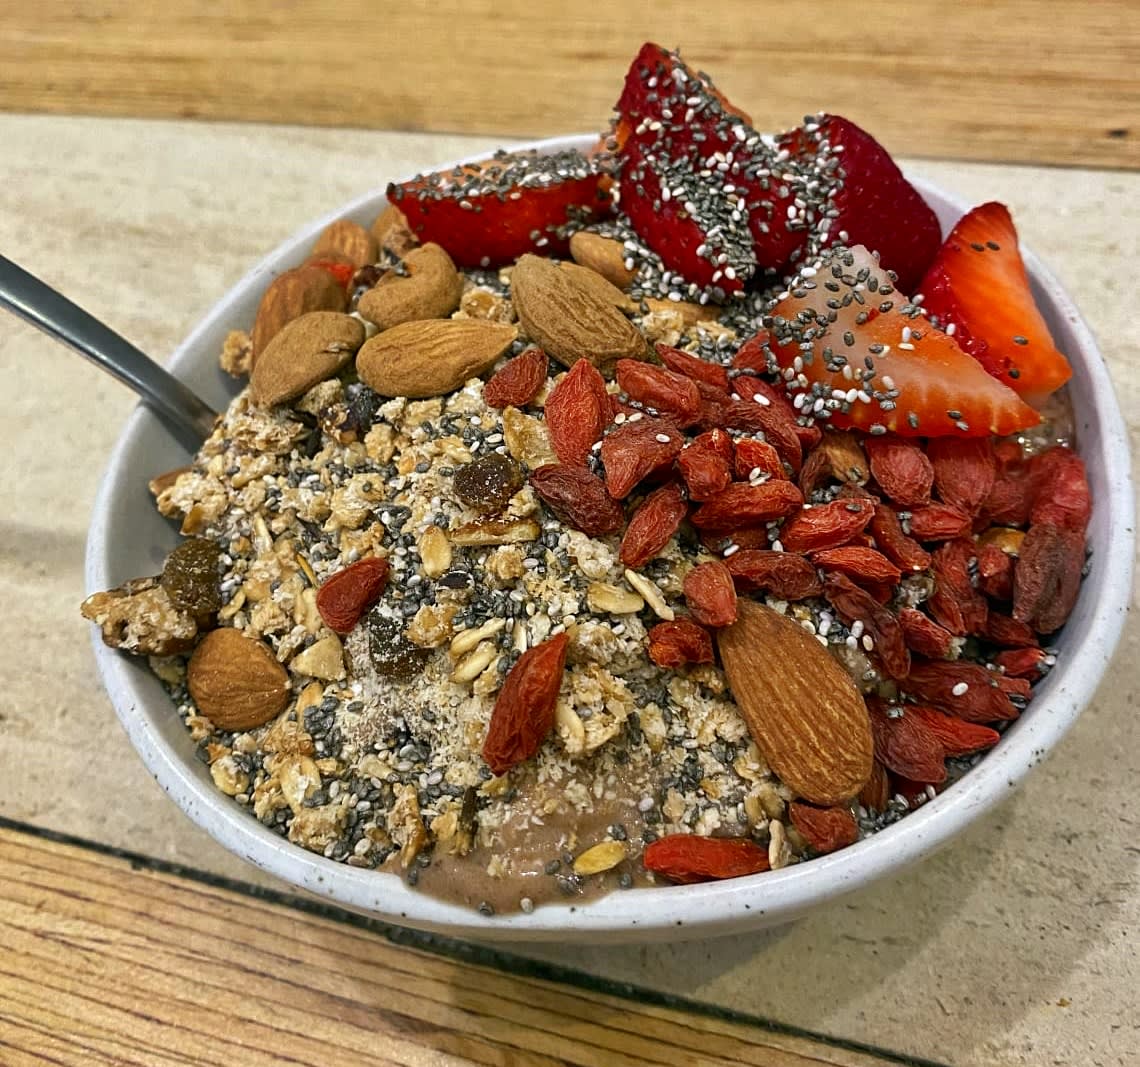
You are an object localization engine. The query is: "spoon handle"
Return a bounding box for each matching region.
[0,254,218,447]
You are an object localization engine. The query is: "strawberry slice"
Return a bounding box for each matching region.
[776,116,941,291]
[918,202,1072,404]
[387,148,612,269]
[762,244,1040,437]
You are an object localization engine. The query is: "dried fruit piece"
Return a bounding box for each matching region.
[317,557,391,634]
[483,348,549,409]
[718,601,873,806]
[482,632,569,775]
[616,360,701,427]
[600,417,683,499]
[898,608,956,659]
[647,619,715,669]
[1013,523,1085,634]
[733,438,785,482]
[367,611,432,679]
[810,546,901,586]
[655,342,730,390]
[452,454,524,514]
[865,435,933,507]
[788,802,859,854]
[907,503,973,542]
[545,359,611,467]
[161,538,222,624]
[725,550,823,600]
[927,437,996,515]
[901,660,1020,722]
[678,435,733,501]
[619,481,689,568]
[643,834,770,885]
[530,464,624,537]
[822,572,910,680]
[778,497,875,553]
[689,481,804,530]
[928,538,988,637]
[868,503,932,573]
[907,705,1002,757]
[187,628,291,731]
[867,702,947,783]
[683,561,738,628]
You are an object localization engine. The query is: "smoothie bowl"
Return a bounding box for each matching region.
[84,44,1132,941]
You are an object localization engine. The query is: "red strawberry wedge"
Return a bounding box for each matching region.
[387,148,612,269]
[918,202,1072,405]
[761,244,1040,438]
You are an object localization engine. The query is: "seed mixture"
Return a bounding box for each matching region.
[83,43,1089,913]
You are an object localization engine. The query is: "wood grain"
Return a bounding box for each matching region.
[0,825,930,1067]
[0,1,1136,168]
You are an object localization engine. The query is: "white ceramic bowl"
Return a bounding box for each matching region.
[86,135,1134,942]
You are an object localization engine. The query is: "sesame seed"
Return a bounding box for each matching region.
[952,682,969,696]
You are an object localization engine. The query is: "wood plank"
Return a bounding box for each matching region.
[0,1,1135,168]
[0,825,930,1067]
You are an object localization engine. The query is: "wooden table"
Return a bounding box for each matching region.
[0,21,1137,1064]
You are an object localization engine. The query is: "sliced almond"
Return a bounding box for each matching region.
[717,600,873,806]
[250,311,364,408]
[187,628,291,731]
[511,253,648,371]
[418,524,452,578]
[356,243,463,331]
[448,516,540,547]
[356,319,517,398]
[572,840,627,876]
[251,265,347,364]
[311,219,378,268]
[586,582,645,615]
[569,232,636,290]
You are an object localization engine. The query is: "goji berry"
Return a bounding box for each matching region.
[901,659,1020,722]
[690,480,804,530]
[1029,448,1091,532]
[867,700,947,783]
[869,503,931,573]
[733,438,785,481]
[789,801,859,854]
[545,360,610,467]
[1012,522,1085,634]
[643,833,770,884]
[982,612,1039,648]
[927,437,996,515]
[600,416,683,499]
[482,632,568,775]
[795,422,823,452]
[655,341,730,390]
[897,608,956,659]
[928,538,988,637]
[859,760,891,812]
[906,704,1002,757]
[678,437,733,501]
[993,647,1048,679]
[615,359,701,427]
[619,481,689,568]
[864,435,933,507]
[779,497,875,553]
[822,573,910,680]
[683,561,738,628]
[724,549,823,600]
[977,542,1015,601]
[482,346,548,408]
[316,557,390,634]
[530,464,624,537]
[730,330,772,373]
[907,503,972,542]
[810,546,902,586]
[726,377,803,472]
[647,619,715,669]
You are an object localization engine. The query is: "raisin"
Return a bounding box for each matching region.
[1012,523,1085,634]
[452,453,524,514]
[367,610,430,680]
[161,538,222,623]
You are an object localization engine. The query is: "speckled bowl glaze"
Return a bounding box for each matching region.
[86,135,1133,942]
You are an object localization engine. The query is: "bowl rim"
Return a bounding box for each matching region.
[86,134,1134,941]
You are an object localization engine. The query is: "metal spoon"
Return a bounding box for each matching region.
[0,254,218,449]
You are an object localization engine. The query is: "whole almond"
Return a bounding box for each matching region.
[187,627,291,731]
[717,600,873,805]
[370,203,419,256]
[569,232,636,289]
[251,311,365,407]
[357,243,463,331]
[357,319,517,398]
[511,254,649,371]
[251,266,347,364]
[311,219,378,268]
